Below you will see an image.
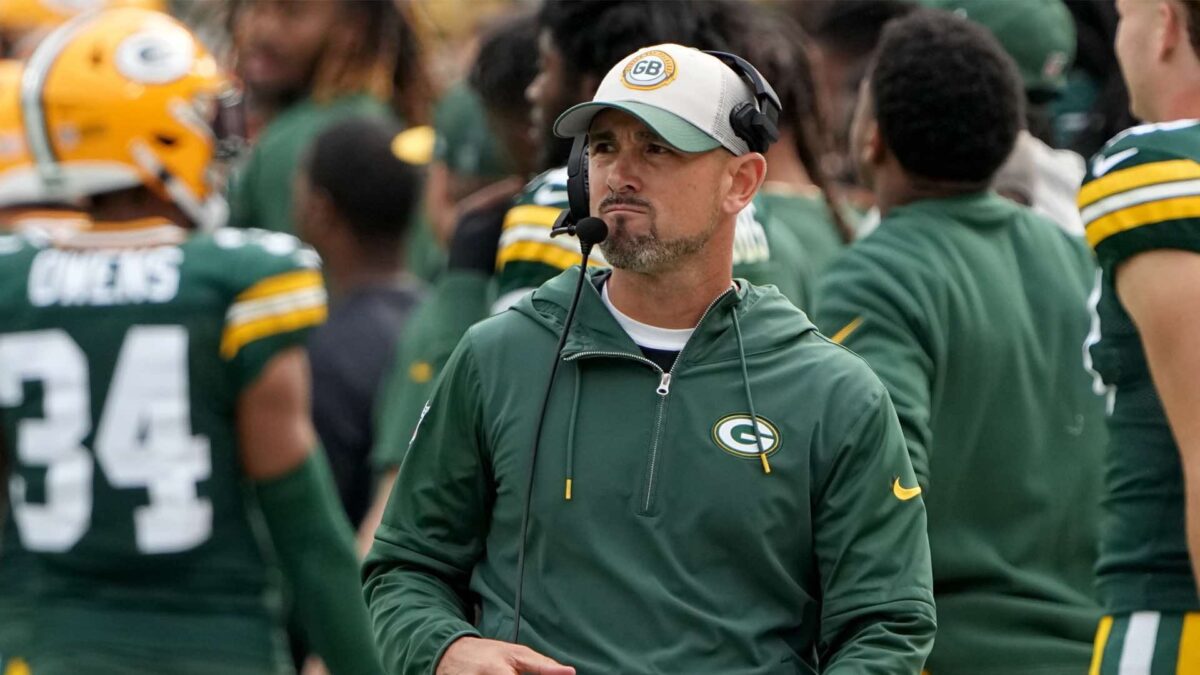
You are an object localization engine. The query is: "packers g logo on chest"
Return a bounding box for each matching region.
[712,414,781,459]
[622,50,677,90]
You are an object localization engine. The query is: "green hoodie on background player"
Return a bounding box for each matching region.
[816,12,1104,674]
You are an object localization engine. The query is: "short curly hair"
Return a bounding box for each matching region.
[870,9,1023,183]
[537,0,731,81]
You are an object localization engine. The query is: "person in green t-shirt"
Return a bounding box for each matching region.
[816,11,1105,674]
[227,0,427,234]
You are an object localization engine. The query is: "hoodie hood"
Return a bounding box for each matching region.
[510,267,817,365]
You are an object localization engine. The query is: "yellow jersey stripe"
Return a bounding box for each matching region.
[220,305,327,360]
[1178,613,1200,672]
[227,287,327,326]
[1079,160,1200,209]
[235,269,323,303]
[495,240,605,271]
[1088,615,1113,675]
[502,204,563,231]
[1085,195,1200,248]
[830,316,864,345]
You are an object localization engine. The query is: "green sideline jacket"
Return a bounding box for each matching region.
[816,192,1105,675]
[364,268,935,674]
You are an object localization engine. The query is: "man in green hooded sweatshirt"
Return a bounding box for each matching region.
[815,10,1105,675]
[364,43,936,675]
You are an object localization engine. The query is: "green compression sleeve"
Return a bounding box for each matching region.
[254,452,384,675]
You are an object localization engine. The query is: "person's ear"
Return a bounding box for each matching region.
[721,152,768,216]
[863,119,885,168]
[1158,0,1183,62]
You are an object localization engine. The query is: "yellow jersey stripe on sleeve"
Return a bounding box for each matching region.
[1079,160,1200,209]
[502,204,563,231]
[235,269,324,303]
[220,305,327,360]
[495,240,597,271]
[1085,195,1200,248]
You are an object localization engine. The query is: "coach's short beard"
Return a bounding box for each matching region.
[600,210,719,274]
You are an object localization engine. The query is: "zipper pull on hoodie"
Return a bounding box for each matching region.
[656,372,672,396]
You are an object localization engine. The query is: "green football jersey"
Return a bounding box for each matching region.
[1080,119,1200,613]
[0,224,327,671]
[492,166,814,311]
[755,189,847,280]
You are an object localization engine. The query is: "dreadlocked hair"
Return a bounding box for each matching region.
[389,0,434,126]
[309,0,433,126]
[308,1,394,103]
[724,5,853,244]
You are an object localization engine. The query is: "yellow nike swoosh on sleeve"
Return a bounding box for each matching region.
[893,478,922,501]
[830,316,864,344]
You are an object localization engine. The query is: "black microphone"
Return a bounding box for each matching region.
[550,214,608,249]
[511,213,606,644]
[563,216,608,248]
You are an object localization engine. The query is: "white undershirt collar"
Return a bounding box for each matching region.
[601,280,694,351]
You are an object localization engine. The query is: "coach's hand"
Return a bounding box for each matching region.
[437,636,576,675]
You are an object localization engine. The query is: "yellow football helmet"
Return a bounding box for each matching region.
[18,7,232,229]
[0,57,91,233]
[0,0,163,29]
[0,59,31,189]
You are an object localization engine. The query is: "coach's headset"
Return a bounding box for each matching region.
[513,50,783,644]
[550,50,782,238]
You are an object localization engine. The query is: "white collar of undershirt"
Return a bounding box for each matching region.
[601,280,694,351]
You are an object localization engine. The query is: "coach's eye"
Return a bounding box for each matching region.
[592,141,614,154]
[646,143,672,156]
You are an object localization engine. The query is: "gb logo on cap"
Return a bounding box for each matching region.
[622,50,676,90]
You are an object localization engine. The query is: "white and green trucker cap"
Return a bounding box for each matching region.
[553,43,757,156]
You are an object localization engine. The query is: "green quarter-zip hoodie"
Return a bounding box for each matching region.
[364,268,936,675]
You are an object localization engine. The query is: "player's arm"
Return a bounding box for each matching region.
[238,347,382,675]
[814,247,937,486]
[1116,249,1200,594]
[814,386,936,672]
[356,468,396,557]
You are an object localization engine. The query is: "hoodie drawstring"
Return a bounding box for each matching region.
[564,363,582,500]
[731,307,771,475]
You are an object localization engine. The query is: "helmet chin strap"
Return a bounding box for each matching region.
[129,140,227,231]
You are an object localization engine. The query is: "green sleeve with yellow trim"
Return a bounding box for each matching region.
[372,270,492,470]
[201,228,328,391]
[492,167,610,309]
[1080,121,1200,274]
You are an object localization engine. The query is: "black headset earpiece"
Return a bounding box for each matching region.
[703,50,782,154]
[552,134,592,235]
